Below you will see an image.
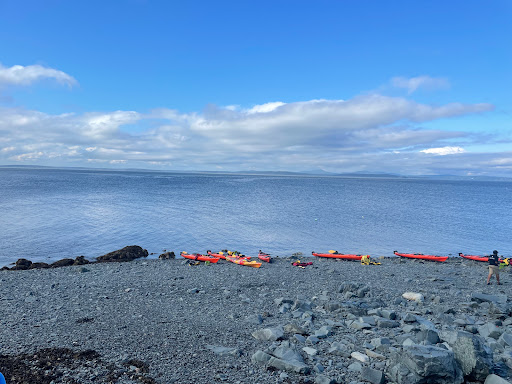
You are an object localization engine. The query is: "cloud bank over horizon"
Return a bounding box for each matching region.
[0,64,510,177]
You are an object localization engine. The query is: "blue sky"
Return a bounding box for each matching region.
[0,0,510,176]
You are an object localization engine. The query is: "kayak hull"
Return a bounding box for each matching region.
[394,251,448,262]
[181,252,220,263]
[207,251,226,260]
[207,250,250,260]
[459,253,504,263]
[226,256,262,268]
[258,253,271,262]
[312,252,363,261]
[459,253,488,262]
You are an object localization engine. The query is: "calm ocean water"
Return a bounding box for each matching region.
[0,168,511,267]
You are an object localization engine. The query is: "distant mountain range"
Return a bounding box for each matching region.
[0,164,510,181]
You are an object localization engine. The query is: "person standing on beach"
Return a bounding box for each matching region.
[487,250,501,285]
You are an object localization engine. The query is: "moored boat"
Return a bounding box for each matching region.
[312,252,363,261]
[181,252,220,263]
[393,251,448,262]
[226,256,262,268]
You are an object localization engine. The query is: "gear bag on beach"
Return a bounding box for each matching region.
[292,260,313,268]
[361,255,381,265]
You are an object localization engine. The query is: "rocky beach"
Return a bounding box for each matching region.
[1,249,512,384]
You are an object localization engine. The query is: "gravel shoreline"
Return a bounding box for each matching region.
[1,256,510,383]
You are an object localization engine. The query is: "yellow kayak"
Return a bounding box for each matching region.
[226,256,262,268]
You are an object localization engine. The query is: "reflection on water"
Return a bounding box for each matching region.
[0,168,511,266]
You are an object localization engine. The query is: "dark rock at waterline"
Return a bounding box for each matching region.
[159,251,175,259]
[10,258,33,270]
[51,258,75,268]
[30,262,50,269]
[72,255,90,265]
[3,247,147,271]
[96,245,148,263]
[5,256,90,271]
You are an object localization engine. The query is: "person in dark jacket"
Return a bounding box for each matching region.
[487,250,501,285]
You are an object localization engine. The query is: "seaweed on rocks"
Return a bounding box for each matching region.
[0,348,157,384]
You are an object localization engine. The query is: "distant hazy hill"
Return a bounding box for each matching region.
[0,165,510,181]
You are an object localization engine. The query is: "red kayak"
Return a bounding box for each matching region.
[181,252,220,263]
[258,251,271,263]
[394,251,448,262]
[459,253,488,262]
[459,253,504,263]
[312,252,363,261]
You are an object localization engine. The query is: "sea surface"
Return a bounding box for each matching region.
[0,167,511,267]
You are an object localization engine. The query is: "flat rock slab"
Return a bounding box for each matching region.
[472,293,507,304]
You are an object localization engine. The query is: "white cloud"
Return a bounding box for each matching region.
[0,92,503,175]
[391,76,450,94]
[485,157,512,166]
[420,146,466,155]
[246,102,286,114]
[81,111,141,139]
[188,95,492,151]
[9,151,44,161]
[0,63,77,87]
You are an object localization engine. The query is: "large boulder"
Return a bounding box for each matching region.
[451,331,494,381]
[30,262,50,269]
[159,251,175,260]
[389,344,463,384]
[252,326,284,341]
[11,258,32,270]
[51,258,75,268]
[485,374,512,384]
[471,293,507,305]
[252,341,309,374]
[96,246,148,263]
[72,256,90,266]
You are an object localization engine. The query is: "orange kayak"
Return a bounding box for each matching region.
[181,252,220,263]
[207,250,251,260]
[226,256,262,268]
[207,250,226,259]
[258,252,271,262]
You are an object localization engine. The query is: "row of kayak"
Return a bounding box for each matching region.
[181,250,504,265]
[312,250,503,263]
[180,251,272,268]
[312,250,450,262]
[206,250,271,263]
